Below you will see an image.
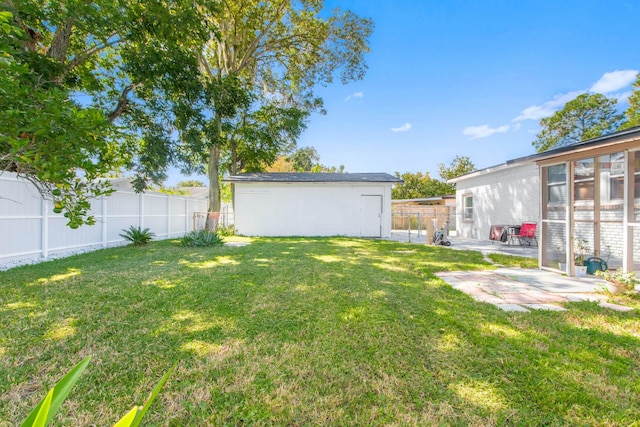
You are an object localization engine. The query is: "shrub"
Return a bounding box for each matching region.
[216,224,235,237]
[119,226,155,246]
[596,269,639,293]
[180,230,224,247]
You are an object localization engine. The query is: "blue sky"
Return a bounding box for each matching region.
[168,0,640,184]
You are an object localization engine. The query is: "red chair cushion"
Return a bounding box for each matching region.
[519,223,536,237]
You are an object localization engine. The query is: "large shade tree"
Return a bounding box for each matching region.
[166,0,373,226]
[0,0,210,227]
[532,93,625,153]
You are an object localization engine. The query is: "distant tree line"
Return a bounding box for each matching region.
[392,155,475,200]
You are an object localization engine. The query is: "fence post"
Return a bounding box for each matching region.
[184,198,188,233]
[166,194,171,238]
[102,195,107,248]
[139,193,144,228]
[41,197,49,259]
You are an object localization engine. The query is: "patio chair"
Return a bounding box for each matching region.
[515,222,537,247]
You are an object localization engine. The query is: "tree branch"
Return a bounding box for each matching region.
[108,83,140,122]
[47,19,74,62]
[68,34,121,71]
[236,0,288,73]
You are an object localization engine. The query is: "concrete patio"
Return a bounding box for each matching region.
[436,268,633,313]
[389,230,538,258]
[388,231,634,313]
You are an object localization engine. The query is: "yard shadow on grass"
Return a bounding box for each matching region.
[0,237,639,425]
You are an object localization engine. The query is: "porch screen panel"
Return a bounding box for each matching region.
[541,164,568,270]
[601,222,623,270]
[547,164,567,217]
[634,227,640,273]
[634,152,640,222]
[542,221,566,269]
[632,151,640,273]
[598,153,625,270]
[573,159,595,258]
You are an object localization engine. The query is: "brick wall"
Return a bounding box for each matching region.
[455,163,540,240]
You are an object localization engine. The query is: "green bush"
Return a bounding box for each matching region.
[216,224,235,237]
[180,230,224,247]
[596,269,640,292]
[119,226,155,246]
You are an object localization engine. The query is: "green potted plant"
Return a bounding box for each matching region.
[573,238,588,277]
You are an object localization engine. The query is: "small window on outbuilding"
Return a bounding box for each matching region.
[463,195,473,221]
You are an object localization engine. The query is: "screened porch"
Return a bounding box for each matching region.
[539,143,640,276]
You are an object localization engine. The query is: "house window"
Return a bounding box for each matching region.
[574,158,594,202]
[608,152,640,200]
[463,195,473,220]
[547,164,566,203]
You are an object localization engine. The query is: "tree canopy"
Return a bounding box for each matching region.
[1,1,372,228]
[437,155,476,181]
[157,0,372,224]
[0,0,209,227]
[621,73,640,130]
[532,93,624,153]
[391,172,452,200]
[177,180,205,187]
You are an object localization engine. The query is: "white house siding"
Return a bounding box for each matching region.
[455,163,539,240]
[234,182,393,237]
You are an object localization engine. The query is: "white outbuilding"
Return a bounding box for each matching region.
[224,173,402,237]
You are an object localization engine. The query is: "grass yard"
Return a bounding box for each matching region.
[1,237,639,426]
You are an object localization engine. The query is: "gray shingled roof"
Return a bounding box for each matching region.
[449,125,640,183]
[224,172,403,183]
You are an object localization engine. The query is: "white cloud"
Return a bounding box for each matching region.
[513,90,584,122]
[590,70,638,94]
[614,90,633,105]
[345,91,364,101]
[390,122,412,132]
[462,124,510,140]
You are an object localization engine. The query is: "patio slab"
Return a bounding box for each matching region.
[435,268,633,313]
[389,232,538,258]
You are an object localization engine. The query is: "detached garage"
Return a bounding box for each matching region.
[225,173,402,237]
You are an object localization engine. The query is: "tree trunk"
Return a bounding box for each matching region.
[206,144,221,230]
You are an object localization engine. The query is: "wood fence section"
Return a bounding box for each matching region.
[0,172,208,265]
[391,205,455,231]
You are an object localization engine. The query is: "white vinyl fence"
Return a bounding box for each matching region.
[0,172,208,268]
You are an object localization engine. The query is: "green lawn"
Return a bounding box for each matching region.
[1,238,639,426]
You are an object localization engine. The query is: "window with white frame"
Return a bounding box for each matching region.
[574,158,594,201]
[607,152,640,200]
[463,195,473,220]
[547,164,566,204]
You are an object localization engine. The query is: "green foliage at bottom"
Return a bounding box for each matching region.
[21,357,175,427]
